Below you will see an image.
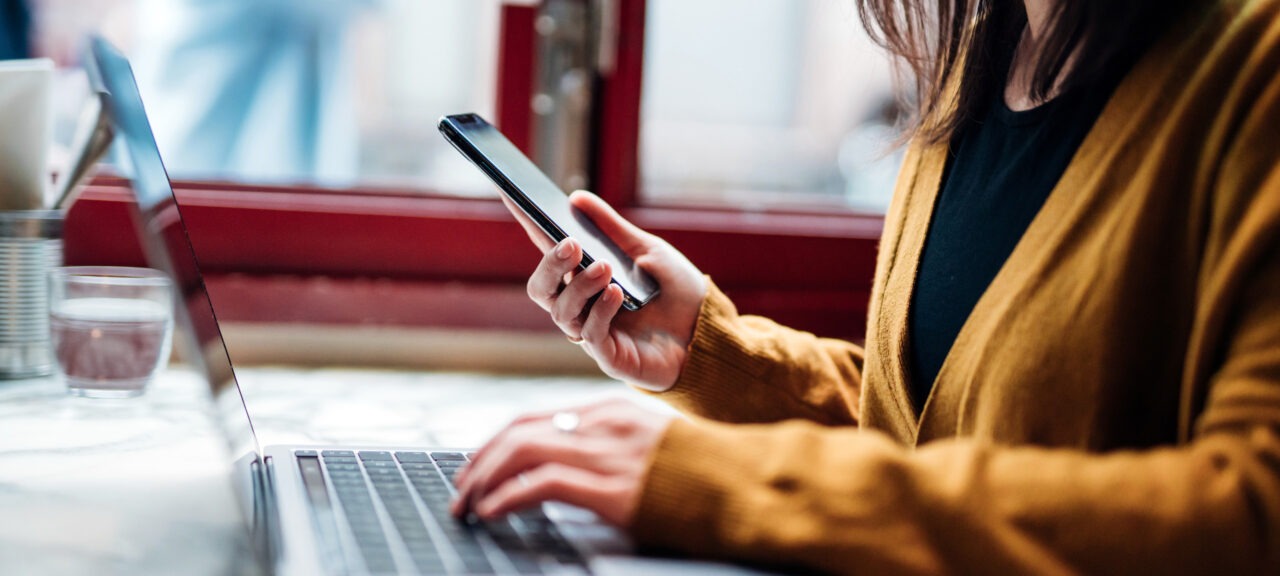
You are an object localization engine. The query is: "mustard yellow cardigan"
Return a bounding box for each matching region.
[630,1,1280,574]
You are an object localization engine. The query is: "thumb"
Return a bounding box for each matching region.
[568,190,652,254]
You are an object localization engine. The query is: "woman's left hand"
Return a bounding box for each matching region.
[450,398,675,527]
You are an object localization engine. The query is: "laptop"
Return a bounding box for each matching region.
[86,37,762,576]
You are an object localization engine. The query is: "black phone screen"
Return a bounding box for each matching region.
[439,113,659,310]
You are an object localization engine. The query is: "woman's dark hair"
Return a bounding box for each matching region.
[855,0,1183,144]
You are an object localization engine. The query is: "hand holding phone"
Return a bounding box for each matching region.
[440,114,707,390]
[439,113,658,310]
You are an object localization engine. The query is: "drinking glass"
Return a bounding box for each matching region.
[48,266,174,398]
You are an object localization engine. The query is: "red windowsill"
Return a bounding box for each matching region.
[64,179,880,341]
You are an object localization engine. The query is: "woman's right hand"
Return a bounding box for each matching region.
[507,190,707,391]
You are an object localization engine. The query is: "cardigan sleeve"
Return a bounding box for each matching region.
[633,250,1280,572]
[649,279,864,426]
[633,414,1280,575]
[626,60,1280,575]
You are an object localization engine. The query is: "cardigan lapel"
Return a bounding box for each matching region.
[872,142,950,440]
[909,9,1201,444]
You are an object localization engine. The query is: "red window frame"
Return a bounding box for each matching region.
[64,0,883,342]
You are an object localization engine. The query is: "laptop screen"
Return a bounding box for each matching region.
[87,37,263,465]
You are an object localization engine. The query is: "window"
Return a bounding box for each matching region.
[640,0,902,213]
[39,0,506,195]
[57,0,887,346]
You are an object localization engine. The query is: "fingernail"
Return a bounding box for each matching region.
[556,240,574,259]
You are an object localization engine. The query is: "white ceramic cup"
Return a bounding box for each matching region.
[0,58,54,211]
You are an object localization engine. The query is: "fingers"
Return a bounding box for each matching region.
[527,238,582,311]
[455,434,607,517]
[500,195,556,251]
[524,191,654,341]
[568,190,653,255]
[474,464,624,525]
[527,238,615,340]
[460,398,625,475]
[550,262,612,338]
[452,398,633,505]
[451,398,665,528]
[505,189,650,258]
[580,284,623,355]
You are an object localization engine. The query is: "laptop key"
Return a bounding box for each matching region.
[515,513,550,533]
[362,460,399,469]
[321,450,355,458]
[335,490,373,502]
[483,517,552,573]
[294,450,318,457]
[482,518,522,544]
[410,555,447,575]
[412,482,450,495]
[353,534,395,574]
[362,554,397,575]
[409,478,444,491]
[459,553,493,574]
[322,451,556,575]
[367,473,452,574]
[346,515,381,528]
[410,476,448,487]
[397,523,430,540]
[410,480,448,492]
[395,451,431,463]
[411,496,495,570]
[505,549,545,575]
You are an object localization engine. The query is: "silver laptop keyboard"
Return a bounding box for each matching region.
[295,449,587,575]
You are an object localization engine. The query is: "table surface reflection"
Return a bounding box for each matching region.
[0,365,636,575]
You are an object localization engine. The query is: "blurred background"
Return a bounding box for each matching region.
[5,0,901,371]
[15,0,901,212]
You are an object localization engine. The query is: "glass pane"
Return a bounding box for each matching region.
[640,0,902,213]
[32,0,503,196]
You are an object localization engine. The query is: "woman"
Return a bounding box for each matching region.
[453,0,1280,573]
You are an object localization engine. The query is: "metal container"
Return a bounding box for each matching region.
[0,210,63,378]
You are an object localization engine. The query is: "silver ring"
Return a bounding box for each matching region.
[566,335,584,345]
[551,411,581,435]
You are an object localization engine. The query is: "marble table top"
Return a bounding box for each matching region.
[0,365,640,575]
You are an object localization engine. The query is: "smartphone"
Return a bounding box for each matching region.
[439,113,659,310]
